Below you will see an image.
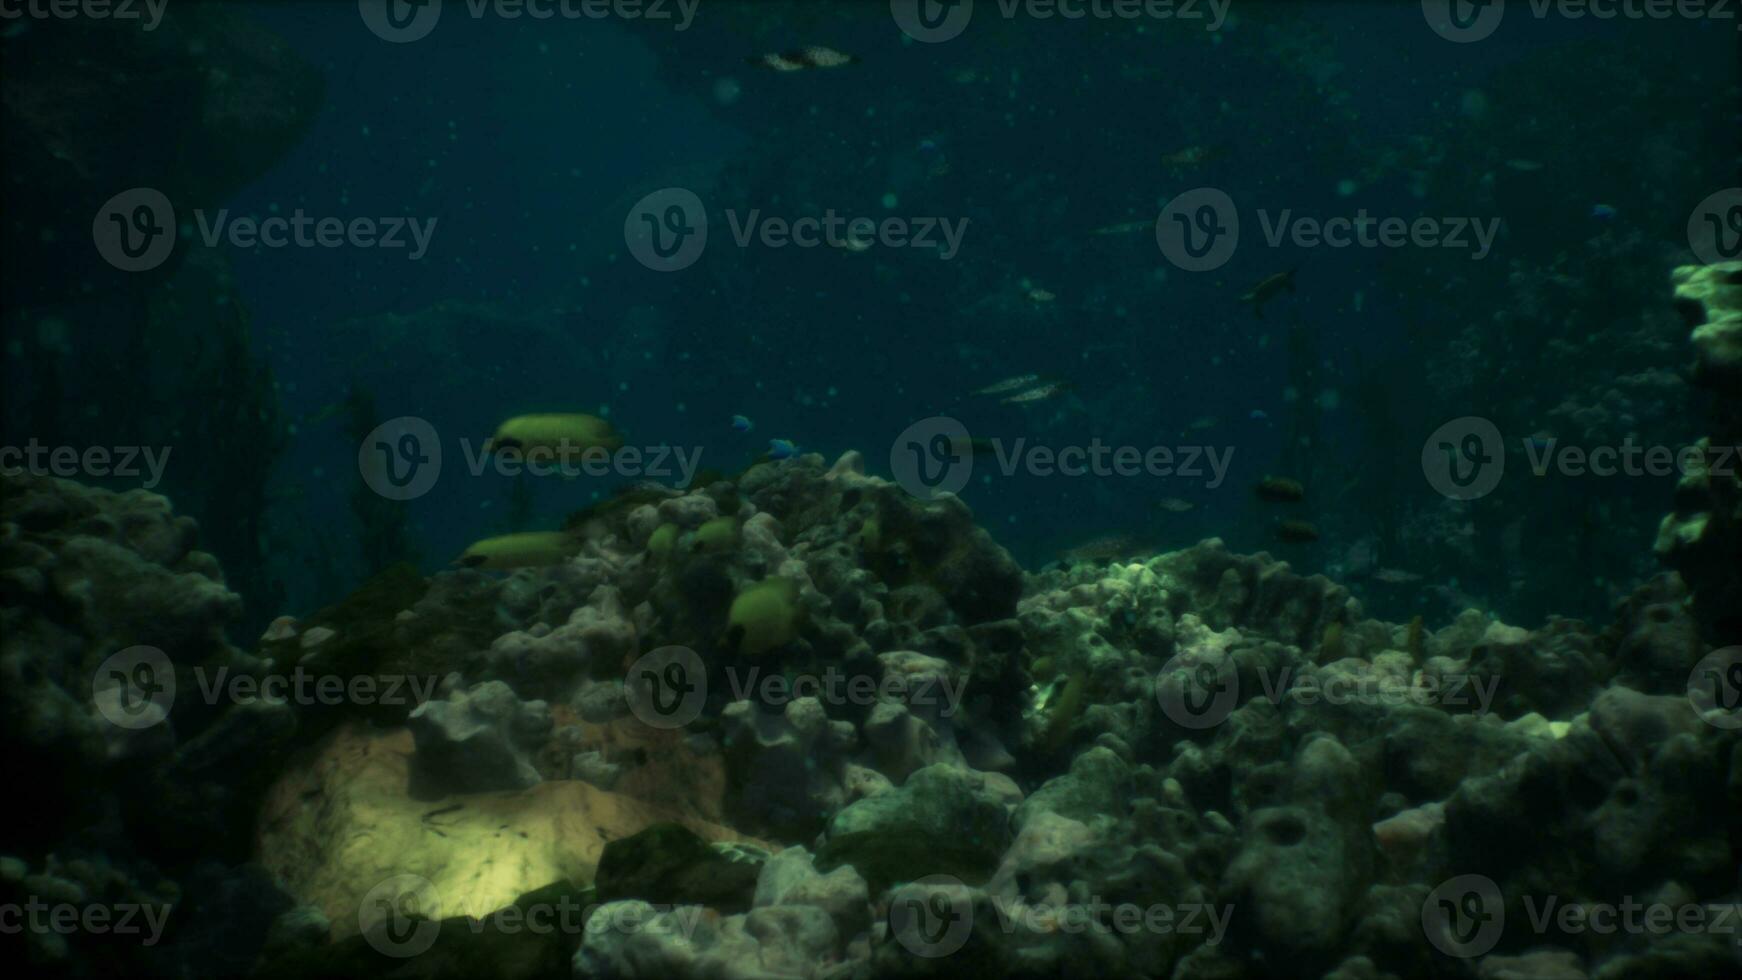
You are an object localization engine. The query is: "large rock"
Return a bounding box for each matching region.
[817,763,1013,891]
[407,680,553,797]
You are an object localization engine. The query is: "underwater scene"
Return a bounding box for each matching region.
[2,1,1741,977]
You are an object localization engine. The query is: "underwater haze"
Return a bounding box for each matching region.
[2,1,1740,978]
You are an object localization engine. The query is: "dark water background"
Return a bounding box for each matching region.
[7,0,1738,635]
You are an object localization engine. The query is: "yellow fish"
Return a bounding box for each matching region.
[483,414,621,459]
[454,531,577,570]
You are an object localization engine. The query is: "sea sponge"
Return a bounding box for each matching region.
[727,577,801,656]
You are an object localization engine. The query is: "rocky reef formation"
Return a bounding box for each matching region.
[1658,261,1742,645]
[6,409,1737,979]
[0,471,298,976]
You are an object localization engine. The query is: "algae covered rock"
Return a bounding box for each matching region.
[407,680,553,797]
[817,763,1013,890]
[1657,261,1742,644]
[594,823,769,913]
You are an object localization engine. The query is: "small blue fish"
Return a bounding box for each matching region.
[1250,409,1270,421]
[767,438,799,460]
[732,414,754,433]
[1590,203,1617,221]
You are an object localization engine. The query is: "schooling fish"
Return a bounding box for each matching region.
[747,46,859,72]
[1255,476,1307,503]
[1060,534,1146,565]
[766,438,800,460]
[731,414,754,433]
[1590,203,1618,221]
[1091,219,1152,236]
[974,374,1043,396]
[1240,267,1298,320]
[1161,142,1229,168]
[1003,380,1073,404]
[1274,520,1320,544]
[1154,497,1196,513]
[454,531,577,570]
[949,436,1001,459]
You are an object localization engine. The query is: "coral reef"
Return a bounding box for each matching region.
[1657,261,1742,644]
[5,421,1736,979]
